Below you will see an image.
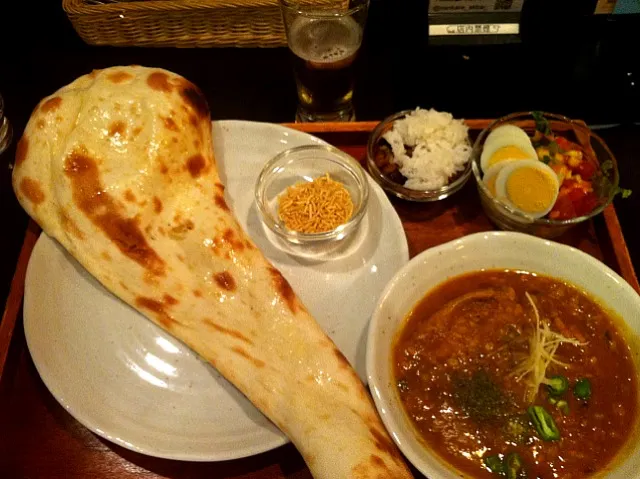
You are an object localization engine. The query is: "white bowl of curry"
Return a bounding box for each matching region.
[367,231,640,479]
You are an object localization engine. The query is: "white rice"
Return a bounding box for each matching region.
[382,108,471,190]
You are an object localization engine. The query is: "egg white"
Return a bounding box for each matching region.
[480,125,537,172]
[482,162,511,197]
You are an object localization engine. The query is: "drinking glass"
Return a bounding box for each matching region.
[279,0,369,122]
[0,94,12,155]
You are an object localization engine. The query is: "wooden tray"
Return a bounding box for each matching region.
[1,121,638,478]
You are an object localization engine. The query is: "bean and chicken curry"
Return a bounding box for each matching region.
[393,270,639,478]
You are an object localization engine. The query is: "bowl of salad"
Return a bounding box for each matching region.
[471,111,630,238]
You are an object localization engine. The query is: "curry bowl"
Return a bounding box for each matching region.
[366,231,640,479]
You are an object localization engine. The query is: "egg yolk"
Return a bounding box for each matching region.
[506,168,557,213]
[488,145,531,168]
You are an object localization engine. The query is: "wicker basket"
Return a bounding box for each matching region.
[63,0,317,48]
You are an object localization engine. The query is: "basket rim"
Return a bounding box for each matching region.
[62,0,281,15]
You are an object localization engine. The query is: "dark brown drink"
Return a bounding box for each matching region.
[288,16,363,122]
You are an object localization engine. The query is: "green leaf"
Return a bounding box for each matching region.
[614,187,632,199]
[532,111,551,136]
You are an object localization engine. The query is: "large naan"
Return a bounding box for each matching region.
[13,66,413,478]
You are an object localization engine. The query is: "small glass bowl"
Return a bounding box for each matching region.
[366,110,472,202]
[255,145,369,246]
[471,111,620,238]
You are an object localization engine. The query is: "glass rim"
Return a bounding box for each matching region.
[255,144,369,242]
[279,0,369,17]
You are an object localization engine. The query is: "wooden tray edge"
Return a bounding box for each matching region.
[0,221,40,378]
[281,119,497,133]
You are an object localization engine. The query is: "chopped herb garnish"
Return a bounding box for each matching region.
[506,452,527,479]
[532,111,551,136]
[484,454,506,474]
[453,370,510,422]
[546,375,569,397]
[556,400,570,415]
[574,378,592,400]
[503,415,530,444]
[542,155,552,165]
[548,141,559,155]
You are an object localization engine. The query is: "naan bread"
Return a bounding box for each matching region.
[13,66,413,478]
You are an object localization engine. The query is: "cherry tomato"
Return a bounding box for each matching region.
[555,136,575,151]
[575,161,596,180]
[549,195,576,220]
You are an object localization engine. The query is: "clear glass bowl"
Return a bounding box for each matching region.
[471,111,620,238]
[366,110,472,202]
[255,145,369,246]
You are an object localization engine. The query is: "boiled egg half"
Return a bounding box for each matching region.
[494,160,559,219]
[480,125,537,172]
[482,163,506,197]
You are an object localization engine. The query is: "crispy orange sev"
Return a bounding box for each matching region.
[278,174,354,233]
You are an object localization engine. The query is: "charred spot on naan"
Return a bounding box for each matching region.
[108,121,126,137]
[101,252,111,261]
[214,271,237,291]
[107,71,133,84]
[333,348,351,370]
[19,177,45,205]
[60,211,85,239]
[135,296,177,328]
[214,194,230,212]
[268,267,299,314]
[36,119,46,129]
[64,148,165,276]
[193,289,203,297]
[40,97,62,113]
[231,346,265,368]
[15,136,29,167]
[159,161,169,175]
[203,320,253,345]
[368,425,403,462]
[168,217,195,240]
[147,71,173,93]
[186,154,208,178]
[163,294,179,305]
[132,126,142,137]
[351,454,395,479]
[162,117,179,132]
[153,197,163,213]
[124,189,136,202]
[179,80,209,120]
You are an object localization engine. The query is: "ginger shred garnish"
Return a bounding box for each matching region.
[512,292,586,403]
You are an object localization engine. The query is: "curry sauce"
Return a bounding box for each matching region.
[393,270,639,478]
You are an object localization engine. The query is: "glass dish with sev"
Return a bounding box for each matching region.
[255,144,369,246]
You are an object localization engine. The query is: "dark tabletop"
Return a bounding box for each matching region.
[1,0,639,310]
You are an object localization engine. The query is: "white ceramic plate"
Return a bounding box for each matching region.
[23,120,408,461]
[367,231,640,479]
